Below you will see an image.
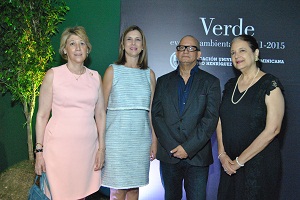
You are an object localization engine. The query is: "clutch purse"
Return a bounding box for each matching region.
[28,172,52,200]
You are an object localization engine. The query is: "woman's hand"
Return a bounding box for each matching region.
[94,149,105,171]
[220,154,236,176]
[150,141,157,161]
[35,153,46,175]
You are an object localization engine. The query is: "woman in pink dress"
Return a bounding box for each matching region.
[34,26,106,199]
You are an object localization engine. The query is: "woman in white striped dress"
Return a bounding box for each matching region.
[102,25,157,200]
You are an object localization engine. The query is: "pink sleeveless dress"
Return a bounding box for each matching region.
[43,64,101,199]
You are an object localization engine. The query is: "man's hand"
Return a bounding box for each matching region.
[170,145,188,159]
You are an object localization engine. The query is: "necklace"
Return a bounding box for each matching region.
[231,68,260,104]
[66,64,85,80]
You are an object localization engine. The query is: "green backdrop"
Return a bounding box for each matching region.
[0,0,121,172]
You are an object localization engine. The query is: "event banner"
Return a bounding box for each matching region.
[121,1,300,200]
[121,1,298,86]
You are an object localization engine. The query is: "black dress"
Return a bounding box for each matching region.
[217,74,283,200]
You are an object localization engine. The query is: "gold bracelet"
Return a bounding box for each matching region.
[36,143,43,147]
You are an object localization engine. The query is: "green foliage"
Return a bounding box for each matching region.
[0,0,69,103]
[0,0,69,160]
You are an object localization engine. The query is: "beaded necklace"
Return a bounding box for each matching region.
[231,68,260,104]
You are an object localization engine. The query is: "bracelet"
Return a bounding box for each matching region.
[98,148,106,151]
[218,152,226,159]
[36,143,43,147]
[236,157,244,167]
[34,148,43,153]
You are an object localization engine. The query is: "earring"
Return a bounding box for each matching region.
[255,56,259,61]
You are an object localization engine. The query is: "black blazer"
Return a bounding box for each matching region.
[151,68,221,166]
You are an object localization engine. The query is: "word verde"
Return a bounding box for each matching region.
[200,17,255,36]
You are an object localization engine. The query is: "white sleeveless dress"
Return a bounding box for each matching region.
[101,64,152,189]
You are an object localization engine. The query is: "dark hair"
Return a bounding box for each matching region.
[232,34,262,68]
[115,25,148,69]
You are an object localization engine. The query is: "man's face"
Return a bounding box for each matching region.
[176,36,201,66]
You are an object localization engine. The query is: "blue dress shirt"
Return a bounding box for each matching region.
[177,65,199,115]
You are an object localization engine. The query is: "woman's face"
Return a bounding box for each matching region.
[123,30,143,58]
[64,34,88,64]
[230,39,258,71]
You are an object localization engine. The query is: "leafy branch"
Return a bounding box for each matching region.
[0,0,69,160]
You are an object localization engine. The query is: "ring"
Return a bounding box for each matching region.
[224,169,227,172]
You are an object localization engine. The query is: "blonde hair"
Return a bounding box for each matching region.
[59,26,92,60]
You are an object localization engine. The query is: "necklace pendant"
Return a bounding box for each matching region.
[66,64,85,81]
[75,74,82,81]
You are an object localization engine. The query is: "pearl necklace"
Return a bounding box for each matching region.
[66,64,85,81]
[231,68,260,104]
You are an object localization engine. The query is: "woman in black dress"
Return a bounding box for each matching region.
[217,35,285,200]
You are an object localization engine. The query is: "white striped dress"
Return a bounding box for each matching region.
[101,64,152,189]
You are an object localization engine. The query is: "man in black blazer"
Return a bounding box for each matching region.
[151,35,221,200]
